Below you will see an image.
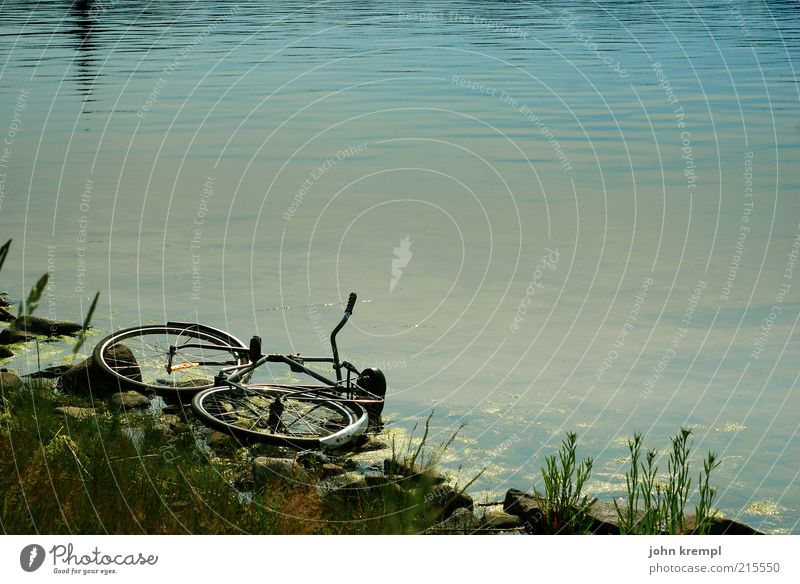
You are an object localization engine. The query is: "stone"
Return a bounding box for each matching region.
[333,476,403,500]
[687,515,764,535]
[54,406,95,420]
[0,328,33,344]
[59,345,141,397]
[587,500,640,534]
[250,442,294,459]
[0,368,22,390]
[503,489,545,533]
[28,365,72,379]
[110,391,151,411]
[424,507,480,534]
[479,511,524,531]
[364,474,405,487]
[350,434,389,452]
[252,457,310,486]
[207,431,241,455]
[321,463,347,478]
[0,346,12,359]
[296,450,331,468]
[14,315,84,336]
[425,483,474,519]
[383,458,447,485]
[0,306,14,322]
[337,476,369,492]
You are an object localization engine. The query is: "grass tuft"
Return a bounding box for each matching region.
[537,431,594,534]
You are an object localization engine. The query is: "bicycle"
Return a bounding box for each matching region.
[92,293,386,449]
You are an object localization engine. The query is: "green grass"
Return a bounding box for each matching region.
[614,427,721,534]
[537,431,594,534]
[0,382,460,534]
[324,411,480,534]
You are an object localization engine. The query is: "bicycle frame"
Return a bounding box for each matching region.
[164,293,383,405]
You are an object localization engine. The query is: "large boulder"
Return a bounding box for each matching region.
[14,315,83,336]
[0,347,12,359]
[59,345,141,397]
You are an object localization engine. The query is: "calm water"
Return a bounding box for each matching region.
[1,0,798,532]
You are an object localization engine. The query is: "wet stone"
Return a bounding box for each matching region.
[110,391,151,411]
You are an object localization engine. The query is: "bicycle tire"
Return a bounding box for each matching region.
[93,324,249,398]
[191,384,368,449]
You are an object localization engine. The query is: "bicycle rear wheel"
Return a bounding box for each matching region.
[93,324,249,399]
[191,384,368,449]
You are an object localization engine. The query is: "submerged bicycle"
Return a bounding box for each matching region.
[92,293,386,449]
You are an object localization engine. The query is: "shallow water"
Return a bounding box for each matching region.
[1,0,798,532]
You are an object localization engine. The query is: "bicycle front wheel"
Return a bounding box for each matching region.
[191,385,368,449]
[93,324,249,399]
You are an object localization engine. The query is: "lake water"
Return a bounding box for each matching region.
[1,0,798,533]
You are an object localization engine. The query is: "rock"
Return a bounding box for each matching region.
[503,489,545,533]
[333,476,403,500]
[250,442,294,459]
[687,515,764,535]
[296,450,331,468]
[349,435,390,453]
[207,431,241,455]
[587,513,619,535]
[321,463,347,478]
[480,511,524,531]
[587,500,640,534]
[14,315,84,336]
[337,476,369,492]
[337,457,357,471]
[0,368,22,390]
[110,391,151,411]
[252,457,309,486]
[0,306,14,322]
[383,458,447,485]
[54,406,95,420]
[0,328,33,344]
[364,474,405,487]
[28,365,72,379]
[424,483,473,520]
[59,345,140,397]
[424,507,480,534]
[162,414,186,432]
[0,346,12,359]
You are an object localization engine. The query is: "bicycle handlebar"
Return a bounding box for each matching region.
[345,292,357,315]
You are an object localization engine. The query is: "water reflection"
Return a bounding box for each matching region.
[68,0,99,100]
[0,0,797,533]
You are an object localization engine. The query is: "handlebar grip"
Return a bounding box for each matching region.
[346,292,357,315]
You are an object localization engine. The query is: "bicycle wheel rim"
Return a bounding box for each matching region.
[191,385,368,449]
[93,325,248,396]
